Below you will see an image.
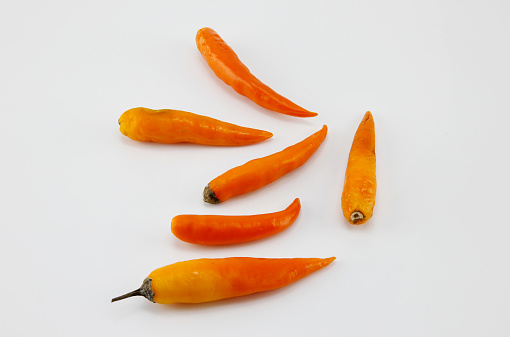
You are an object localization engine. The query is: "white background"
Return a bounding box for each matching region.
[1,0,509,336]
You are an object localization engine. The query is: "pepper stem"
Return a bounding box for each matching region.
[111,277,155,303]
[350,211,365,223]
[203,184,221,204]
[111,289,144,302]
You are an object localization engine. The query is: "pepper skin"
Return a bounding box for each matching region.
[118,107,272,146]
[341,112,376,225]
[111,257,335,304]
[171,198,301,245]
[196,27,317,118]
[203,125,327,204]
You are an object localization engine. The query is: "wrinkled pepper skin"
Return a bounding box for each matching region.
[203,125,327,204]
[118,107,272,146]
[171,198,301,245]
[149,257,335,304]
[341,112,376,225]
[196,27,317,118]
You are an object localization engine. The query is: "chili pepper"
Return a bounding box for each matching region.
[203,125,327,204]
[196,27,317,118]
[171,198,301,245]
[111,256,335,304]
[341,111,376,225]
[118,107,272,146]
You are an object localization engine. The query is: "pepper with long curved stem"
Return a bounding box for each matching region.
[111,257,335,304]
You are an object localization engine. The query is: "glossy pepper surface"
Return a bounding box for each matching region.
[119,107,272,146]
[341,111,376,224]
[203,125,327,204]
[171,198,301,245]
[196,27,317,118]
[111,257,335,304]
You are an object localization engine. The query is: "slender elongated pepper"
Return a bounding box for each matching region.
[119,107,272,146]
[341,111,377,224]
[196,27,317,118]
[171,198,301,245]
[112,257,335,304]
[203,125,327,204]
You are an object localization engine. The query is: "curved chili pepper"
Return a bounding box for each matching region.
[171,198,301,245]
[118,107,272,146]
[111,256,335,304]
[203,125,327,204]
[341,112,376,224]
[196,27,317,118]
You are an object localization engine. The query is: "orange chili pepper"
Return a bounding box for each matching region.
[111,257,335,304]
[341,112,376,225]
[171,198,301,245]
[196,27,317,118]
[118,107,272,146]
[203,125,327,204]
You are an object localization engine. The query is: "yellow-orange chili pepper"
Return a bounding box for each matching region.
[341,111,376,225]
[111,257,335,304]
[203,125,327,204]
[118,107,272,146]
[171,198,301,245]
[196,27,317,118]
